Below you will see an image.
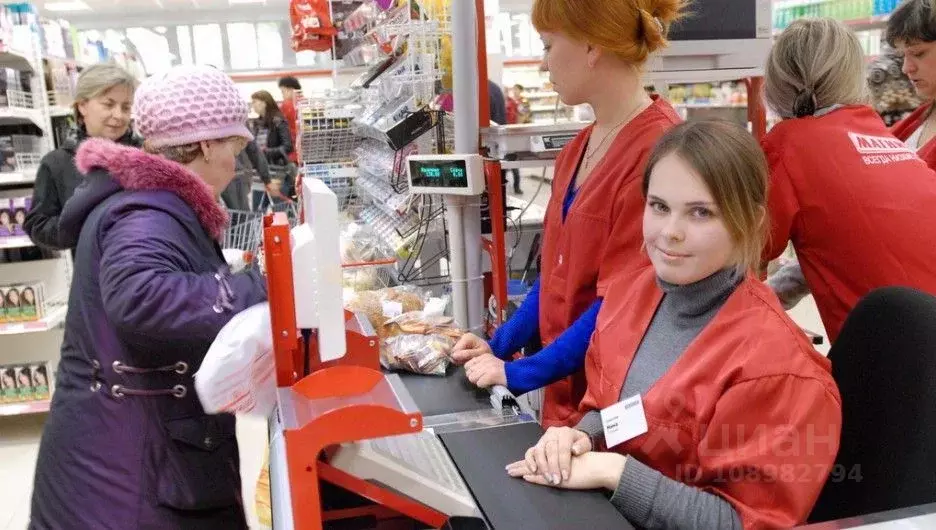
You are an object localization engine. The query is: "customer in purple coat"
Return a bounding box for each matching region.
[29,65,268,530]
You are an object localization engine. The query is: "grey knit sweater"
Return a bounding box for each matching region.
[576,268,744,530]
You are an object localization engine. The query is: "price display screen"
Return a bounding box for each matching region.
[409,159,470,189]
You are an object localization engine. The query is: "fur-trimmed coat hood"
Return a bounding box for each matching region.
[59,138,228,246]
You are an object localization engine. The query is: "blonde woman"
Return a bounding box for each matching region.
[24,62,141,250]
[762,18,936,342]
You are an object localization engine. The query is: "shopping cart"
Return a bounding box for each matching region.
[222,193,300,270]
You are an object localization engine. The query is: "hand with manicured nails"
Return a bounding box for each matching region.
[451,332,494,364]
[506,451,627,492]
[463,353,507,388]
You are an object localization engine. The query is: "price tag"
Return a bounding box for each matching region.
[600,394,648,449]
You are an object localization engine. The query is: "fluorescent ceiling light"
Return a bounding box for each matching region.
[44,0,91,12]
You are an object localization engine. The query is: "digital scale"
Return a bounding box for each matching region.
[481,122,590,168]
[406,153,486,196]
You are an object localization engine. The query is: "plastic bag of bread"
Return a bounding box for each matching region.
[345,286,426,338]
[381,333,455,376]
[383,311,464,341]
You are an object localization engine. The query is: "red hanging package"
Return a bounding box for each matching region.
[290,0,338,53]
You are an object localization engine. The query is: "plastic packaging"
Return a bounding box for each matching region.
[345,286,427,338]
[381,333,455,376]
[195,303,277,417]
[340,220,395,264]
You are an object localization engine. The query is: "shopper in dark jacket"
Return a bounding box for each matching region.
[251,89,294,166]
[222,137,271,210]
[29,65,267,530]
[24,62,140,250]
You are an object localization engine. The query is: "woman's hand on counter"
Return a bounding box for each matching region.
[451,333,494,364]
[522,426,593,485]
[506,452,627,492]
[464,354,506,388]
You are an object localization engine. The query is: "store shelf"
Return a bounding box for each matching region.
[0,107,43,128]
[0,235,34,249]
[0,305,67,335]
[0,399,50,416]
[0,169,36,186]
[0,48,33,72]
[843,15,890,31]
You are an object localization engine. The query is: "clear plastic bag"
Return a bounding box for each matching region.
[340,221,395,265]
[384,310,462,340]
[381,333,455,376]
[345,286,428,338]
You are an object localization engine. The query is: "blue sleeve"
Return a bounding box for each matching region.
[488,279,540,361]
[503,298,602,395]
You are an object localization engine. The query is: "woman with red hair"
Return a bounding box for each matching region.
[452,0,684,429]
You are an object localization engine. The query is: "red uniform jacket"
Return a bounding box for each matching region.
[763,105,936,342]
[582,267,842,529]
[538,96,680,428]
[280,98,299,163]
[892,102,936,169]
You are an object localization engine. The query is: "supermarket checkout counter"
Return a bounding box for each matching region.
[269,365,632,530]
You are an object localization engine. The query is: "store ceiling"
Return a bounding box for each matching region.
[40,0,292,27]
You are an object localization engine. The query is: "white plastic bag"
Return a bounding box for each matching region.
[195,302,277,417]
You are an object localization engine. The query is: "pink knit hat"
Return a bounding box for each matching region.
[133,65,253,148]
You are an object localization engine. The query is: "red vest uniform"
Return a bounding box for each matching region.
[538,96,680,428]
[892,102,936,170]
[763,105,936,342]
[582,267,842,529]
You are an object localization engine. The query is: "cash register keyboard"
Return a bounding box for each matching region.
[368,431,471,497]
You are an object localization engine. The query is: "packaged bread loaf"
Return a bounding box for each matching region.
[381,333,456,376]
[344,286,426,338]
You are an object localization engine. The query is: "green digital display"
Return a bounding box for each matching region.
[410,159,470,189]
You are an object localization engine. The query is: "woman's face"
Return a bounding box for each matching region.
[23,289,34,305]
[643,153,736,286]
[78,84,134,141]
[0,211,9,226]
[14,209,25,225]
[199,137,247,196]
[7,290,19,305]
[897,39,936,100]
[539,31,595,106]
[1,373,12,388]
[35,372,46,386]
[251,99,266,116]
[18,373,30,386]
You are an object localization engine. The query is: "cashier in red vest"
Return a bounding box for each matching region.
[762,18,936,343]
[450,0,682,429]
[506,120,842,530]
[889,0,936,167]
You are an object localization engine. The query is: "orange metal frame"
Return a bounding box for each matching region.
[262,213,449,530]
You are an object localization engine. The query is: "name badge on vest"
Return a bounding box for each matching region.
[601,394,648,449]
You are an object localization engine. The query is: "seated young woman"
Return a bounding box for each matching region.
[506,120,843,530]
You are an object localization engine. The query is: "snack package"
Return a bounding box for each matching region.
[0,286,6,324]
[381,333,456,376]
[383,311,462,341]
[345,286,427,338]
[290,0,338,53]
[0,365,16,403]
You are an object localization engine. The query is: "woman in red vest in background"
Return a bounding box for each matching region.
[451,0,683,429]
[889,0,936,166]
[762,18,936,343]
[507,120,841,530]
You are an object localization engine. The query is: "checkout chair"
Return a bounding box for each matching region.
[808,287,936,523]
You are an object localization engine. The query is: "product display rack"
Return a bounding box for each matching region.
[0,10,69,419]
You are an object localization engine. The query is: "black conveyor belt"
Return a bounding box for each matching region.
[440,422,635,530]
[392,366,492,417]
